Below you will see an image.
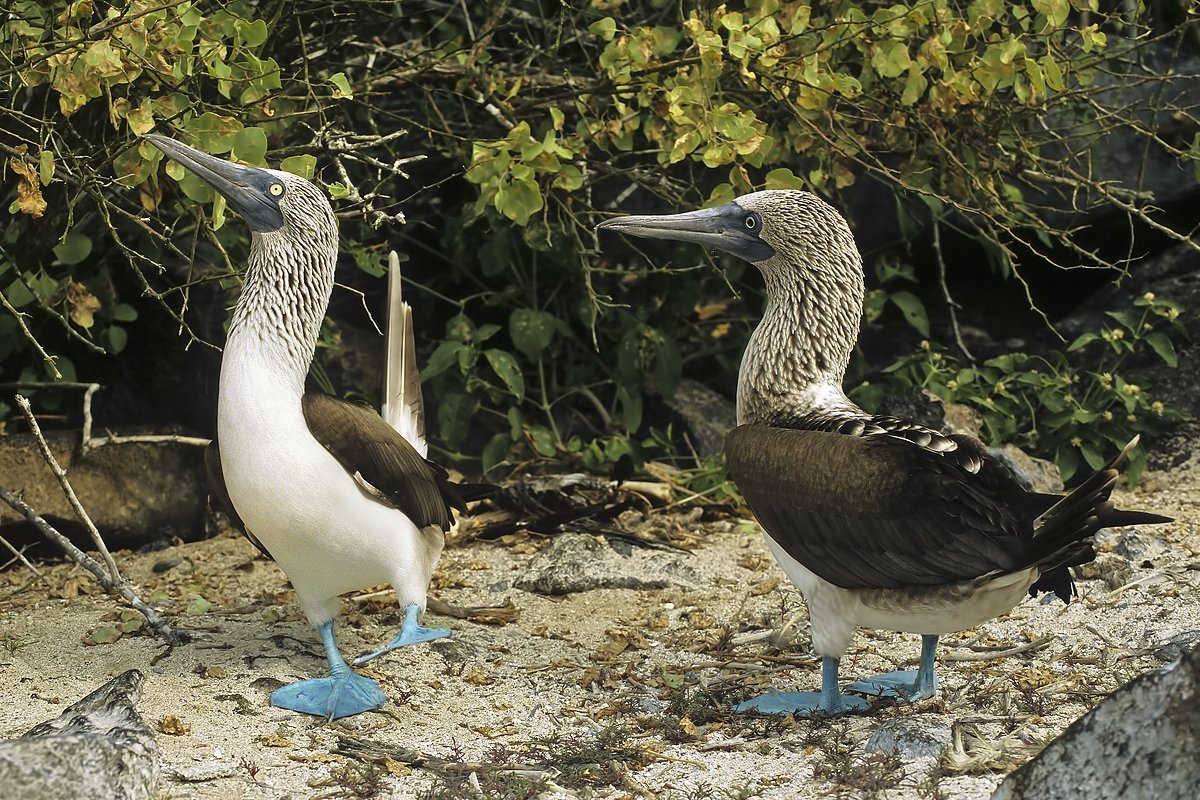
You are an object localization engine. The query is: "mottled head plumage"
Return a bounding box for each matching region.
[597,189,867,425]
[145,133,339,380]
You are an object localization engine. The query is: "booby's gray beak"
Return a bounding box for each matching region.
[596,201,776,263]
[144,133,285,233]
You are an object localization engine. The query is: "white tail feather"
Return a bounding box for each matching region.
[381,250,426,455]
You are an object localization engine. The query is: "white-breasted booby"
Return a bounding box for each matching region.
[145,134,490,719]
[597,189,1172,716]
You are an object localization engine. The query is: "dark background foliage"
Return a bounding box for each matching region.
[1,0,1197,487]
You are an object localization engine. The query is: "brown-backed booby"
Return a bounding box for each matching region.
[145,134,488,719]
[597,189,1172,716]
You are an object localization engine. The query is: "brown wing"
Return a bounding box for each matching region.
[204,440,273,559]
[724,425,1034,590]
[301,392,471,531]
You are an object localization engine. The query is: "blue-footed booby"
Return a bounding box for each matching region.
[145,134,489,719]
[597,189,1172,717]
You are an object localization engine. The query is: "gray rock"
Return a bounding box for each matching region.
[0,670,158,800]
[514,533,699,595]
[988,444,1064,494]
[991,644,1200,800]
[663,378,737,457]
[864,717,952,760]
[1095,528,1173,564]
[1154,631,1200,663]
[0,431,207,545]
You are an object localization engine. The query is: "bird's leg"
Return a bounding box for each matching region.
[734,656,869,717]
[353,603,452,665]
[845,633,940,702]
[271,620,386,720]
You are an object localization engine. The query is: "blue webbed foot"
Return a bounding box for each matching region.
[845,669,928,701]
[845,634,940,702]
[273,619,386,720]
[271,671,385,720]
[735,690,869,717]
[354,604,451,665]
[734,656,869,717]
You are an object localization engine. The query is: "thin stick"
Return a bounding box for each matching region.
[16,395,122,584]
[933,219,974,362]
[942,635,1054,662]
[0,533,47,584]
[0,484,184,646]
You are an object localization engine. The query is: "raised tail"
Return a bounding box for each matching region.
[1029,436,1172,601]
[380,250,426,453]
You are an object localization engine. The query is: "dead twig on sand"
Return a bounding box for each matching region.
[0,395,186,646]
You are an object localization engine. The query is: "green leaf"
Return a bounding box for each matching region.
[1106,309,1140,332]
[888,291,929,336]
[105,324,128,355]
[237,18,268,47]
[231,127,267,165]
[112,303,138,321]
[617,384,642,433]
[509,308,557,360]
[484,349,525,403]
[527,424,556,456]
[653,332,682,399]
[53,231,92,265]
[1144,331,1177,367]
[1067,332,1099,351]
[328,72,353,99]
[186,597,211,615]
[589,17,617,41]
[421,341,466,380]
[89,626,122,645]
[1080,441,1105,472]
[482,432,512,474]
[437,392,476,449]
[280,154,317,180]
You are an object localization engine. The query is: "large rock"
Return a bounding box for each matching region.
[0,430,208,548]
[0,670,159,800]
[991,645,1200,800]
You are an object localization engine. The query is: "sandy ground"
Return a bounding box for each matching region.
[0,459,1197,800]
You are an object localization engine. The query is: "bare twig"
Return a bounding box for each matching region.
[0,482,185,646]
[942,635,1054,662]
[16,395,122,584]
[933,220,975,362]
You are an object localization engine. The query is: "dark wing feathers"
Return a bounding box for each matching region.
[302,392,475,530]
[725,425,1031,590]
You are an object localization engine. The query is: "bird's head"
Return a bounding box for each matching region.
[596,189,862,294]
[598,190,866,418]
[144,133,335,245]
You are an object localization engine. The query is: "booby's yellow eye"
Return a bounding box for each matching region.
[270,183,284,196]
[745,214,758,230]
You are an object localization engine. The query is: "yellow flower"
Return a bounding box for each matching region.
[1152,401,1164,414]
[1112,328,1125,340]
[711,322,731,339]
[1143,292,1155,303]
[994,382,1006,393]
[1122,383,1140,395]
[1127,414,1137,423]
[1168,308,1180,320]
[1071,436,1082,447]
[947,380,959,391]
[1102,411,1113,421]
